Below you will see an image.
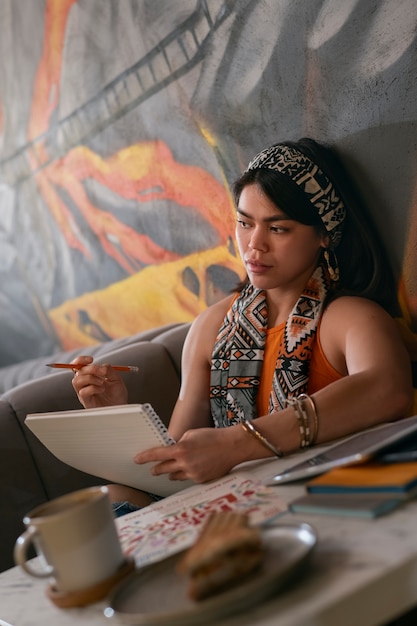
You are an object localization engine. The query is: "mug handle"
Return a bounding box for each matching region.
[14,527,54,578]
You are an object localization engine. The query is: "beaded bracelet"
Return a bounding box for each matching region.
[286,393,321,449]
[241,419,283,458]
[286,397,310,448]
[298,393,319,444]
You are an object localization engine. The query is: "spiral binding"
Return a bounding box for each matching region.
[142,403,175,445]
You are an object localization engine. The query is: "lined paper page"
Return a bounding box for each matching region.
[25,404,193,497]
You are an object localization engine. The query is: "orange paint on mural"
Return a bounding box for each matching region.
[25,0,236,272]
[23,0,241,344]
[47,139,235,270]
[28,0,76,141]
[46,157,181,271]
[64,142,236,244]
[34,169,88,254]
[400,176,417,333]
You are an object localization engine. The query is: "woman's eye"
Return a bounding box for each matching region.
[270,225,285,233]
[236,218,250,229]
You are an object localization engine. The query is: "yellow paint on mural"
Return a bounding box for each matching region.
[49,244,245,350]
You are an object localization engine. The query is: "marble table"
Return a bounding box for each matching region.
[2,450,417,626]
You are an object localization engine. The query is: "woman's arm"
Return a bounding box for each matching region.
[299,296,413,440]
[136,296,413,483]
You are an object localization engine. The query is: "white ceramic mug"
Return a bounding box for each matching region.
[14,486,125,593]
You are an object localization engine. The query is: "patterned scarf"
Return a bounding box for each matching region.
[210,263,330,427]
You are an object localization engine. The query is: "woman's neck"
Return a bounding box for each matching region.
[265,290,300,328]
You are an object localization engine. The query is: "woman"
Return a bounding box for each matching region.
[72,138,412,511]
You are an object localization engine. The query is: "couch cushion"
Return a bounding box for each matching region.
[0,323,185,395]
[153,323,190,375]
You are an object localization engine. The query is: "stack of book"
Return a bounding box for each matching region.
[290,461,417,518]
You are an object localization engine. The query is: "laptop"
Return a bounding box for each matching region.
[268,414,417,485]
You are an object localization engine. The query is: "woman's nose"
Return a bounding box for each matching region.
[248,228,268,251]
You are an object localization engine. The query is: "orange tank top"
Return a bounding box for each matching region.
[257,321,343,417]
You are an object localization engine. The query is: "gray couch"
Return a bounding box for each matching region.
[0,322,190,573]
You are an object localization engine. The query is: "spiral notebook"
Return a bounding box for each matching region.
[25,404,194,497]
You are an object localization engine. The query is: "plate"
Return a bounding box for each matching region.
[105,523,317,625]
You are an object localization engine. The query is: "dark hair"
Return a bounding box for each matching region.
[233,138,400,316]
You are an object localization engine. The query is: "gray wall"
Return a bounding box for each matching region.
[0,0,416,365]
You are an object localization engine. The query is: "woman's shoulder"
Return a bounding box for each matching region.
[196,293,235,325]
[324,295,394,319]
[321,295,398,339]
[185,293,235,345]
[319,296,400,375]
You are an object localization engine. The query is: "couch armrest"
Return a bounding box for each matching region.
[0,400,48,571]
[3,340,181,502]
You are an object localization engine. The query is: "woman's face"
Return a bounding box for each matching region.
[235,184,328,293]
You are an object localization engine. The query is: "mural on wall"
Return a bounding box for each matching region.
[0,0,416,366]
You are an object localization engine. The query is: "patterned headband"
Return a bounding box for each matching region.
[246,143,346,246]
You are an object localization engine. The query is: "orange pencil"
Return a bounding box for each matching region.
[46,363,139,373]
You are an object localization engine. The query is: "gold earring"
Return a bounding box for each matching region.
[323,249,340,282]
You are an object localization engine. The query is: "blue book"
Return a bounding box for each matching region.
[290,493,402,518]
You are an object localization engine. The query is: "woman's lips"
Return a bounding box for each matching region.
[245,259,271,274]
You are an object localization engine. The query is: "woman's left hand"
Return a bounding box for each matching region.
[134,427,239,484]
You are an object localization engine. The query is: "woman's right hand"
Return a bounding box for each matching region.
[71,356,128,408]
